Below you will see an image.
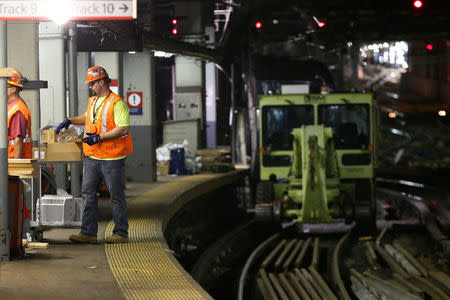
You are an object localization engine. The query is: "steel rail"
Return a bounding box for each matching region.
[237,233,280,300]
[331,230,352,300]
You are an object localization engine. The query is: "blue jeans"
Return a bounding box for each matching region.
[81,157,128,238]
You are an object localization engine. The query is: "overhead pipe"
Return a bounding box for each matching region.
[142,30,222,63]
[93,21,222,63]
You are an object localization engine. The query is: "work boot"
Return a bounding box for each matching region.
[105,234,129,244]
[69,232,97,244]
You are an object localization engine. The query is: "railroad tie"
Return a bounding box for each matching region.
[268,273,290,300]
[350,273,378,300]
[428,271,450,296]
[293,268,321,300]
[274,239,297,270]
[256,277,274,300]
[384,244,421,276]
[294,238,311,268]
[310,237,320,270]
[283,240,303,271]
[287,272,311,300]
[392,273,425,296]
[412,275,450,299]
[259,269,279,300]
[301,268,329,299]
[374,244,410,277]
[262,239,287,269]
[308,266,338,300]
[278,273,300,300]
[351,269,422,300]
[392,241,428,277]
[366,273,422,300]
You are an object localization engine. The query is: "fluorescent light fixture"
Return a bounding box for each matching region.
[128,51,136,54]
[154,51,174,58]
[44,0,73,25]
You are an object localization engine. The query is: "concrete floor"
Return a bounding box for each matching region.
[0,176,178,300]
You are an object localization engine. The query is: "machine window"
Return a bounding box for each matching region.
[262,105,314,150]
[318,104,370,149]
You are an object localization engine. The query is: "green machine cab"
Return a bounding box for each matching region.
[256,93,377,231]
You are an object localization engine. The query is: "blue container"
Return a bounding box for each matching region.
[170,148,185,175]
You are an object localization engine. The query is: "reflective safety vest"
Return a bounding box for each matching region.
[7,98,32,159]
[83,92,133,159]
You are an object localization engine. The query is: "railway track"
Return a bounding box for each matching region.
[238,229,350,300]
[239,214,449,299]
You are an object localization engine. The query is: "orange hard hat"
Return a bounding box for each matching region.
[7,68,24,88]
[85,66,109,84]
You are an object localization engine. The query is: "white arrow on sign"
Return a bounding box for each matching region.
[0,0,137,21]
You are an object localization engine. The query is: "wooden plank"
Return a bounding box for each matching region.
[8,161,35,164]
[8,170,38,175]
[8,159,39,178]
[22,239,49,249]
[26,242,49,249]
[8,163,37,167]
[9,169,34,174]
[0,68,13,77]
[10,174,38,179]
[8,164,38,178]
[8,166,37,170]
[9,165,38,170]
[8,158,37,164]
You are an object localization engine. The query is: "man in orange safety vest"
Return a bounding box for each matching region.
[56,66,133,244]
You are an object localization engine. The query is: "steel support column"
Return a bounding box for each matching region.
[0,21,10,260]
[68,22,80,197]
[351,43,360,90]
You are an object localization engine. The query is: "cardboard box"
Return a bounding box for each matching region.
[47,142,83,161]
[157,161,170,176]
[42,129,57,144]
[33,146,47,160]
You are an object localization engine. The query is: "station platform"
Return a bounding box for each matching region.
[0,171,245,300]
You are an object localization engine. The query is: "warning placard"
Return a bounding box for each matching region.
[126,91,143,116]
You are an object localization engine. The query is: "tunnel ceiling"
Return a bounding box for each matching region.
[76,0,450,61]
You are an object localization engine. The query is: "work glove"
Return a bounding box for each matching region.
[82,132,102,146]
[56,119,71,134]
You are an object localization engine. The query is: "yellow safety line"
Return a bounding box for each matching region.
[105,175,220,300]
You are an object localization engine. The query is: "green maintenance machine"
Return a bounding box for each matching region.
[255,93,377,232]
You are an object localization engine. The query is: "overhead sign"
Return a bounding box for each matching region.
[0,0,137,20]
[126,91,143,116]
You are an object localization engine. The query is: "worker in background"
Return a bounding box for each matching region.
[56,66,133,244]
[7,69,32,159]
[6,68,31,232]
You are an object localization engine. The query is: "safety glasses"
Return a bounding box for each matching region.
[88,80,100,87]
